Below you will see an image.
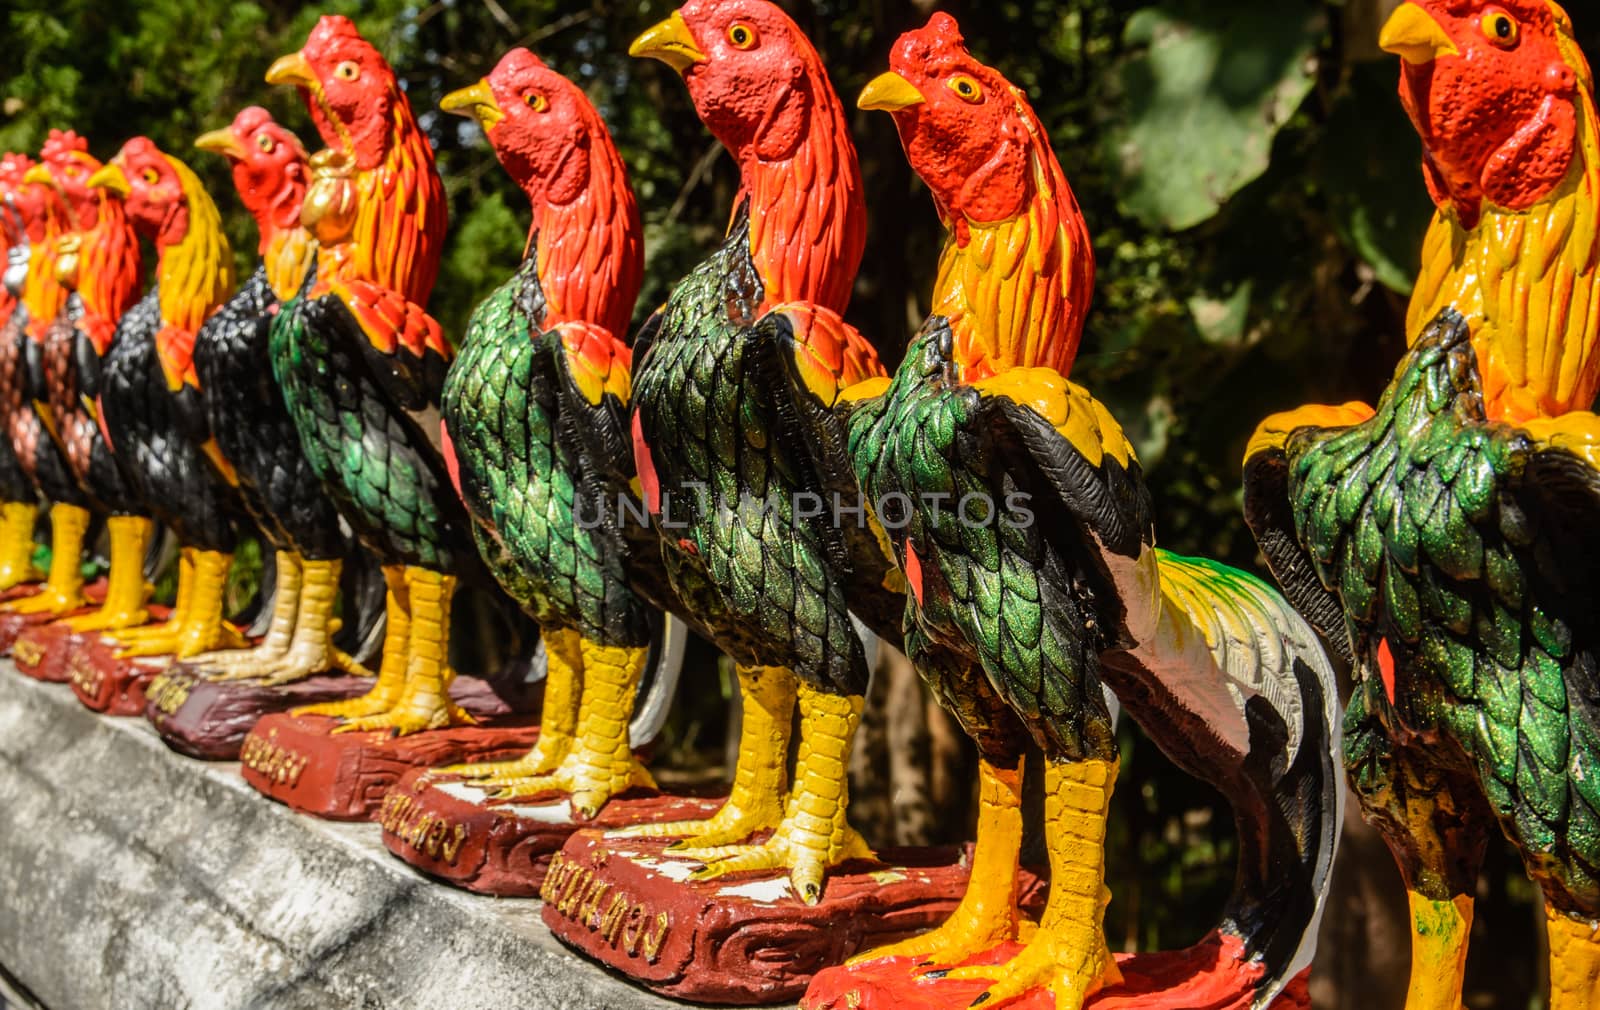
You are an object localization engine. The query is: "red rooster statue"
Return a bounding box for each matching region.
[621,0,904,901]
[0,152,44,591]
[266,16,486,735]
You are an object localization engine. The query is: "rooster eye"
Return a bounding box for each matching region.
[141,168,160,185]
[256,134,275,153]
[1481,11,1519,46]
[727,23,756,49]
[334,60,360,81]
[524,92,549,112]
[948,75,983,104]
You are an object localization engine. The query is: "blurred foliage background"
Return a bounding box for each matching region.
[3,1,1596,1007]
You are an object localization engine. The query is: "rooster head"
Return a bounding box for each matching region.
[89,137,191,249]
[23,129,104,236]
[196,107,309,239]
[631,0,829,165]
[267,15,397,171]
[442,48,599,208]
[860,12,1047,230]
[1381,0,1590,228]
[0,151,45,246]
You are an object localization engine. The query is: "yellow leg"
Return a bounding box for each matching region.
[480,638,656,818]
[850,757,1024,966]
[442,626,582,781]
[3,503,89,615]
[296,566,409,720]
[0,500,40,590]
[333,566,472,736]
[199,550,301,680]
[118,549,244,658]
[610,663,792,847]
[63,516,152,632]
[946,758,1123,1010]
[1547,905,1600,1010]
[1402,892,1472,1010]
[112,546,193,645]
[261,556,373,683]
[678,679,871,905]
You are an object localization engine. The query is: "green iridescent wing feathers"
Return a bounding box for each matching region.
[1259,309,1600,905]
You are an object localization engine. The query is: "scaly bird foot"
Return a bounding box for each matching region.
[2,587,84,615]
[173,622,248,661]
[251,643,373,687]
[62,608,150,634]
[607,798,783,849]
[483,749,655,820]
[941,920,1121,1010]
[849,901,1022,969]
[116,632,183,659]
[439,744,565,783]
[679,823,872,906]
[193,644,286,681]
[331,699,475,737]
[293,690,401,721]
[0,566,41,593]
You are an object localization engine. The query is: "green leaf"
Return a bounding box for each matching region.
[1316,61,1434,295]
[1107,1,1323,231]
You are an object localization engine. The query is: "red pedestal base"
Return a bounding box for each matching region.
[379,769,721,895]
[145,668,374,761]
[802,934,1311,1010]
[12,601,170,683]
[240,677,538,821]
[0,579,108,653]
[66,632,170,715]
[11,623,75,682]
[540,832,1001,1005]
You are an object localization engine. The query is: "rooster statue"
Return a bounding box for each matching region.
[84,138,242,659]
[432,49,654,815]
[187,106,374,684]
[16,133,146,626]
[834,15,1341,1010]
[1243,3,1600,1008]
[0,134,84,615]
[621,0,904,900]
[0,153,43,591]
[265,16,480,735]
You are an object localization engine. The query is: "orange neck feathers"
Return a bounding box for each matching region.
[330,101,446,307]
[22,228,68,342]
[532,124,643,343]
[153,156,235,387]
[76,195,142,351]
[933,99,1094,383]
[739,56,865,315]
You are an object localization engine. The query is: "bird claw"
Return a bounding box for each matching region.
[331,702,473,738]
[609,803,780,847]
[939,925,1120,1010]
[62,609,150,634]
[293,693,397,721]
[2,588,82,615]
[116,634,181,659]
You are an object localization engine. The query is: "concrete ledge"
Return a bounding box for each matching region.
[0,667,682,1010]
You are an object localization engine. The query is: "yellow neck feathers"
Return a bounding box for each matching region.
[157,154,234,338]
[1407,49,1600,423]
[933,150,1092,383]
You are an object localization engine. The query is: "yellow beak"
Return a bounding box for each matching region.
[266,50,318,89]
[194,127,248,161]
[86,163,131,199]
[440,79,504,131]
[20,165,53,188]
[858,71,925,113]
[629,11,706,74]
[1380,2,1459,65]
